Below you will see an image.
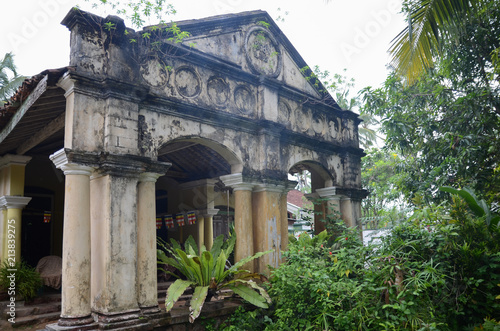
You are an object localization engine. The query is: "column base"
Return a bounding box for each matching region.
[140,305,161,316]
[45,315,98,330]
[94,309,152,330]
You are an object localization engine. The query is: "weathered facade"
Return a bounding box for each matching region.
[0,8,366,330]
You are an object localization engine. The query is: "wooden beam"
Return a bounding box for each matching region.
[0,75,48,144]
[16,111,65,155]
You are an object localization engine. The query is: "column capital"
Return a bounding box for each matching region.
[0,154,32,168]
[316,186,344,200]
[253,183,286,193]
[198,208,219,218]
[220,173,254,191]
[139,172,162,183]
[57,72,75,97]
[50,149,94,176]
[0,195,32,209]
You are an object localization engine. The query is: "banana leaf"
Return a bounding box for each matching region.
[188,285,209,323]
[165,279,193,312]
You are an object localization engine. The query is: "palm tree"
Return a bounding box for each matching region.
[0,53,26,105]
[389,0,487,84]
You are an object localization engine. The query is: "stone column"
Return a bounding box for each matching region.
[197,214,205,252]
[137,172,162,315]
[0,154,31,262]
[316,186,344,225]
[0,196,31,263]
[49,149,95,327]
[220,174,254,271]
[252,183,285,275]
[305,192,326,235]
[90,170,143,328]
[340,198,361,228]
[203,209,218,251]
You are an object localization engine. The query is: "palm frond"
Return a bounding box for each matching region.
[390,0,479,84]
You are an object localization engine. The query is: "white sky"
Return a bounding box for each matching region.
[0,0,406,98]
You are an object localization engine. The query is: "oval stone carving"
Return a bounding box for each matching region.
[296,108,311,132]
[245,26,282,77]
[312,113,325,135]
[174,67,201,98]
[140,60,168,87]
[234,86,255,116]
[207,76,230,107]
[278,100,291,125]
[329,118,341,140]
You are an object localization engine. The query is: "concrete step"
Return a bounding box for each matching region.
[9,311,60,328]
[3,301,61,319]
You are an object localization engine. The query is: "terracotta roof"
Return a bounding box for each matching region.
[0,67,72,129]
[287,189,305,208]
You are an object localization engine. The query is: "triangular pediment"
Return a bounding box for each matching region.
[171,11,331,101]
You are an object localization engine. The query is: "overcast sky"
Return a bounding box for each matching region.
[1,0,406,99]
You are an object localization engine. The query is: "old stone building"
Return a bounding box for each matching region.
[0,8,366,330]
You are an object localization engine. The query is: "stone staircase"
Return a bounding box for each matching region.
[0,282,177,329]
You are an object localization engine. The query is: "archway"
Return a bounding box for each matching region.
[154,137,241,249]
[289,160,336,234]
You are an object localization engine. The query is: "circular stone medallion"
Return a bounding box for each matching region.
[174,67,201,98]
[278,100,291,125]
[140,60,169,87]
[234,86,255,116]
[207,76,230,107]
[245,27,282,77]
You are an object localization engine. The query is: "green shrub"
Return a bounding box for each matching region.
[0,261,42,302]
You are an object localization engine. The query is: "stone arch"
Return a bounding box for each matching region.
[158,136,243,175]
[289,160,335,189]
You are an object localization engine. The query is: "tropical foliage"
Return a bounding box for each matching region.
[361,148,408,228]
[362,0,500,204]
[389,0,497,84]
[0,53,25,105]
[157,235,271,323]
[217,187,500,330]
[0,261,42,302]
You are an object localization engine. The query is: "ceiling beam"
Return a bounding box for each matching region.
[17,111,65,155]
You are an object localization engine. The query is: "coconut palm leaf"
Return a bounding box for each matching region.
[389,0,481,84]
[0,53,26,104]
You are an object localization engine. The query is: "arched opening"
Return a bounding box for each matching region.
[289,161,336,235]
[154,138,241,248]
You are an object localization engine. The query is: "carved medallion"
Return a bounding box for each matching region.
[278,100,291,125]
[296,108,311,132]
[140,60,168,87]
[234,86,255,116]
[207,76,230,107]
[245,26,282,77]
[174,67,201,98]
[329,118,341,140]
[312,113,325,135]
